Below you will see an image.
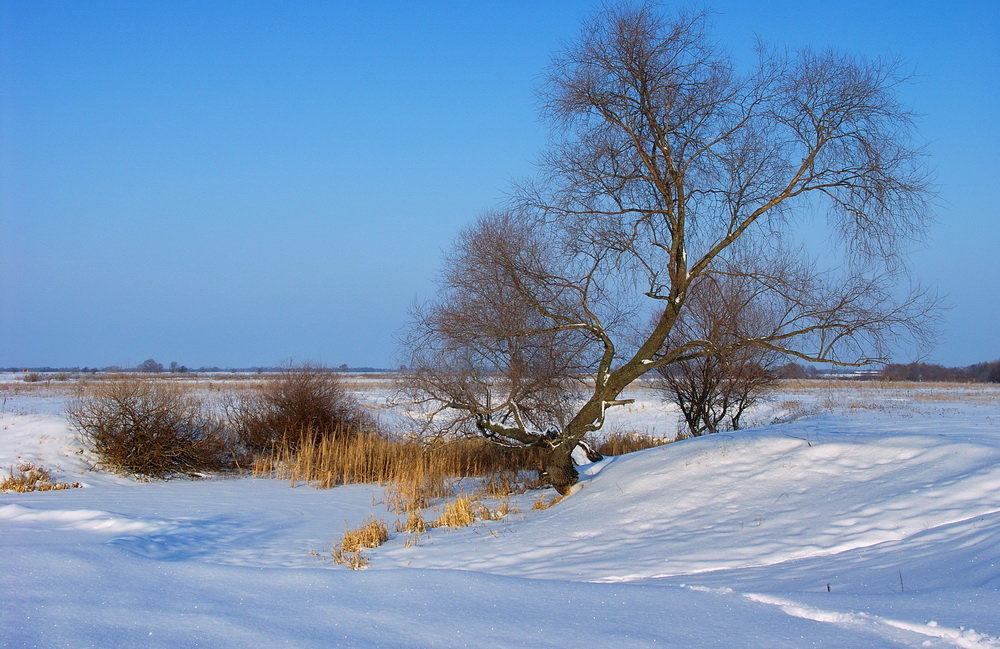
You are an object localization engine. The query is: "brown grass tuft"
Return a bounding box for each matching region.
[332,517,389,567]
[433,496,487,528]
[431,494,514,529]
[340,517,390,552]
[345,552,370,570]
[1,463,81,493]
[532,493,563,510]
[395,511,429,534]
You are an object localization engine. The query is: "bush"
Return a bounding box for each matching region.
[226,365,374,456]
[68,380,228,478]
[659,353,775,436]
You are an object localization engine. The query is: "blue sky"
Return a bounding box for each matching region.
[2,1,997,369]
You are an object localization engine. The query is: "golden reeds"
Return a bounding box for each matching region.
[1,463,81,493]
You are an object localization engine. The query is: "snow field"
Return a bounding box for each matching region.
[2,382,999,648]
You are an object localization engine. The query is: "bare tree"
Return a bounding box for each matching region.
[659,350,776,437]
[656,271,778,436]
[137,358,164,373]
[404,4,934,493]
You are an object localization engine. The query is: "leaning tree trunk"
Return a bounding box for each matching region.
[543,443,579,495]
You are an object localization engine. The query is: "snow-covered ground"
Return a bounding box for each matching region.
[2,380,999,648]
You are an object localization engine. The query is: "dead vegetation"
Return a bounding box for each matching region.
[332,516,390,569]
[225,365,375,458]
[67,380,229,478]
[255,432,544,500]
[592,431,671,456]
[395,511,429,534]
[1,463,81,493]
[532,493,564,511]
[431,495,512,529]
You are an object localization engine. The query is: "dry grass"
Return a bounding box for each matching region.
[395,511,429,534]
[532,493,563,510]
[256,432,544,514]
[774,379,1000,413]
[344,552,370,570]
[593,430,671,456]
[337,517,390,553]
[478,469,544,497]
[433,496,487,528]
[431,495,512,528]
[1,463,81,493]
[332,517,389,568]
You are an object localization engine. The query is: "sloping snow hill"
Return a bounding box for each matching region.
[389,411,1000,592]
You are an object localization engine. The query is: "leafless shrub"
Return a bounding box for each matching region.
[659,354,777,436]
[68,380,228,478]
[225,365,375,457]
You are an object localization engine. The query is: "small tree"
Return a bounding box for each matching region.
[404,4,935,493]
[137,358,164,373]
[655,271,778,436]
[659,352,776,436]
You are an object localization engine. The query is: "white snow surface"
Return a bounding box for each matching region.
[2,382,1000,648]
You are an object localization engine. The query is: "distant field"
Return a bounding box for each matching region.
[3,373,997,441]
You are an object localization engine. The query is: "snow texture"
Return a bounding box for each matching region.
[2,380,999,648]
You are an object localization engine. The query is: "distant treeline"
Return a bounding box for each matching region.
[6,360,998,383]
[2,362,395,374]
[776,359,1000,383]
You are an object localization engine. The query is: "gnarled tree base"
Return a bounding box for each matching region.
[543,446,580,495]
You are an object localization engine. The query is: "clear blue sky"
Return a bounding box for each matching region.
[2,1,997,369]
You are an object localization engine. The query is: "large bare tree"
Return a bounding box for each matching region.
[403,4,934,493]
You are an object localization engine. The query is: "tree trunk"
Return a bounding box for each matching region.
[543,444,579,495]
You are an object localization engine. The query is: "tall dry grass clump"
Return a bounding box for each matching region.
[433,496,487,528]
[592,431,671,456]
[226,365,374,459]
[68,379,228,478]
[395,510,429,534]
[255,431,545,512]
